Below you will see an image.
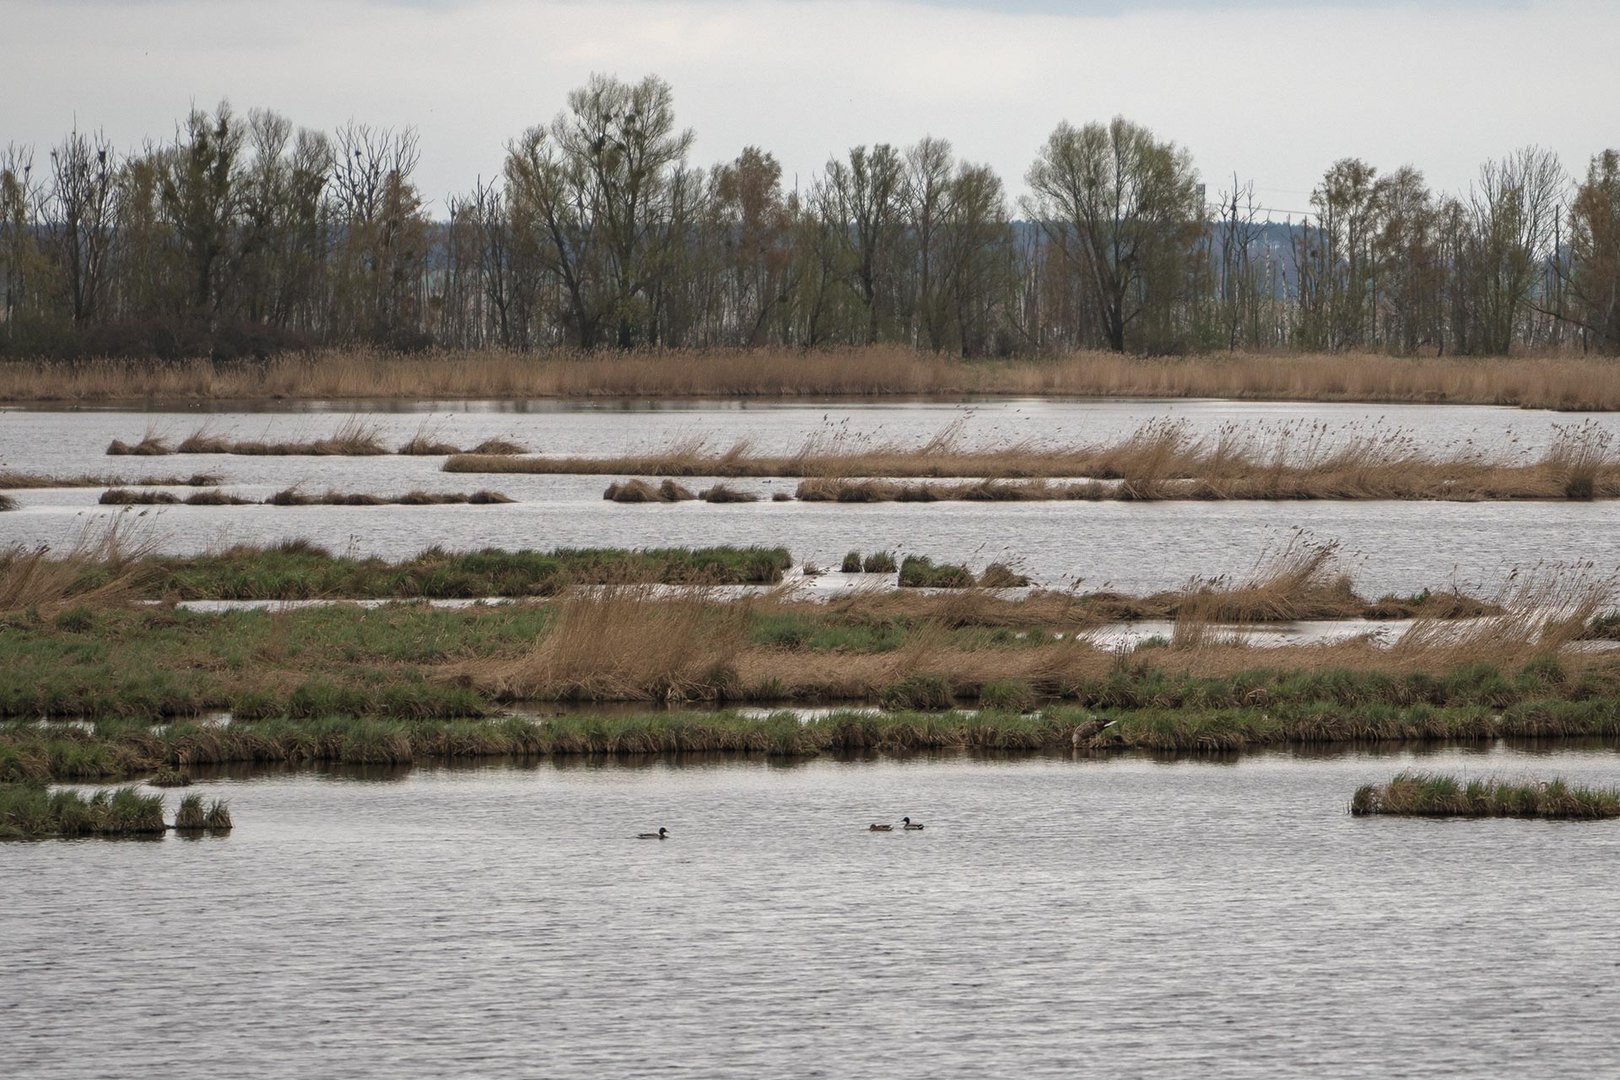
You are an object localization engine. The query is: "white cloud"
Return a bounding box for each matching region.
[1,0,1614,213]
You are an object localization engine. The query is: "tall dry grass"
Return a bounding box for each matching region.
[7,347,1620,409]
[1168,535,1357,649]
[1390,561,1616,668]
[0,519,161,615]
[481,585,758,702]
[450,417,1620,500]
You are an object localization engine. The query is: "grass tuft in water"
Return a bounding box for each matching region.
[1350,771,1620,819]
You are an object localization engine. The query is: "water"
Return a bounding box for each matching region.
[6,397,1620,594]
[5,745,1620,1078]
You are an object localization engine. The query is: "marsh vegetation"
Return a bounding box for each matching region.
[1350,772,1620,819]
[450,419,1620,501]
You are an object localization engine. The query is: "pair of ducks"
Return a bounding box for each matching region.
[869,817,924,832]
[637,818,925,838]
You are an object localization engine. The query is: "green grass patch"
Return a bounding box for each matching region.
[1351,771,1620,819]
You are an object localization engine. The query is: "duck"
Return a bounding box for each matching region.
[902,817,924,830]
[637,827,669,839]
[868,823,893,832]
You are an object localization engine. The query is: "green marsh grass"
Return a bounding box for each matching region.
[0,781,167,839]
[1351,771,1620,818]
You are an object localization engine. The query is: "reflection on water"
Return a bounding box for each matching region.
[7,745,1620,1079]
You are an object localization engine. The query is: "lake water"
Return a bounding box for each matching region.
[5,745,1620,1079]
[5,397,1620,595]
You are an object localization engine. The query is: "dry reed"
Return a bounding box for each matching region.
[0,471,221,490]
[11,347,1620,410]
[118,417,389,456]
[0,519,160,615]
[450,418,1620,501]
[484,584,757,702]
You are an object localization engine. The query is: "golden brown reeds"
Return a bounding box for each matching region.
[0,519,160,615]
[454,418,1620,501]
[1390,561,1616,668]
[482,585,757,702]
[11,347,1620,410]
[700,483,760,503]
[106,430,171,456]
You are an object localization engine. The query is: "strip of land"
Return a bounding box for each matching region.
[452,419,1620,501]
[8,348,1620,410]
[99,488,516,507]
[0,471,221,490]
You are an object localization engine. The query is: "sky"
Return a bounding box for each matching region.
[1,0,1616,219]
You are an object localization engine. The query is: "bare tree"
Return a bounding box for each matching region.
[1467,146,1565,353]
[1023,117,1202,352]
[45,130,119,325]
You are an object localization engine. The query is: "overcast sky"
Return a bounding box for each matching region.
[2,0,1615,218]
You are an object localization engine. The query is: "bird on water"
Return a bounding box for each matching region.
[902,817,924,830]
[637,827,669,839]
[868,823,893,832]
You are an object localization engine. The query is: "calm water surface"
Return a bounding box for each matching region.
[5,398,1620,594]
[5,745,1620,1079]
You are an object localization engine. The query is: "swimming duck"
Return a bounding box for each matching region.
[902,817,924,830]
[637,827,669,839]
[868,823,893,832]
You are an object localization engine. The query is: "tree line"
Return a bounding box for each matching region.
[2,73,1617,359]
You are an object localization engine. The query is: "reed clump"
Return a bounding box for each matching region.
[0,781,167,839]
[699,483,759,503]
[484,584,755,703]
[603,478,696,503]
[106,432,172,456]
[0,494,14,512]
[1350,771,1620,819]
[0,521,159,616]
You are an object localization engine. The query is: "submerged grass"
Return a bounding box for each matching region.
[1350,771,1620,819]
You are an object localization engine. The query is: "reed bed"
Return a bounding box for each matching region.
[1350,771,1620,819]
[451,419,1620,501]
[9,347,1620,410]
[171,792,232,831]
